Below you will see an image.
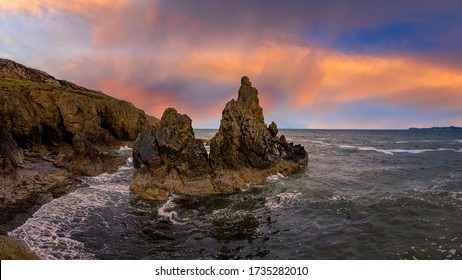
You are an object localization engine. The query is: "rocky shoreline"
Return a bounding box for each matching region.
[1,59,155,259]
[1,59,308,259]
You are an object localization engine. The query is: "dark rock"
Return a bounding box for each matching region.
[268,122,278,137]
[0,155,84,232]
[210,76,307,170]
[0,127,22,180]
[131,108,214,200]
[209,76,308,191]
[53,133,126,176]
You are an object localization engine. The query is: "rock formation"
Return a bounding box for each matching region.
[209,76,308,193]
[0,58,157,176]
[131,108,215,200]
[131,76,308,200]
[0,58,157,230]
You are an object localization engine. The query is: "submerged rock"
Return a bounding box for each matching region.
[131,76,308,200]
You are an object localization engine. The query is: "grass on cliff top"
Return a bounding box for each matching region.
[0,77,105,99]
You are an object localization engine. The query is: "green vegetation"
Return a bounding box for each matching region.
[0,77,105,99]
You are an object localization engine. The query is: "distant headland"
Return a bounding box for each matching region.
[409,126,462,131]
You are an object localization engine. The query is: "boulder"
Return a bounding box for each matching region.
[53,133,126,176]
[131,108,215,200]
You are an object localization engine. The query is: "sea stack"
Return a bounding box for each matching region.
[130,76,308,200]
[131,108,215,200]
[209,76,308,193]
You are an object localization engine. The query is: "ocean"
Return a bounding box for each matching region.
[8,129,462,259]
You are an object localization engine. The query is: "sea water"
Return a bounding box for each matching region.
[9,130,462,259]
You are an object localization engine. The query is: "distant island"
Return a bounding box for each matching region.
[409,126,462,131]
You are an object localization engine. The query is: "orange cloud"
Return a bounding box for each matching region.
[160,43,462,112]
[0,0,126,15]
[96,78,177,118]
[80,40,462,126]
[317,53,462,110]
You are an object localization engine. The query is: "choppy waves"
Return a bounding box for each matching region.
[312,140,462,155]
[9,157,133,259]
[8,130,462,259]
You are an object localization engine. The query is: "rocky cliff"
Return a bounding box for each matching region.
[0,58,157,176]
[0,58,157,231]
[131,76,308,200]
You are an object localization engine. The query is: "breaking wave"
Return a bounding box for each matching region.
[312,141,462,155]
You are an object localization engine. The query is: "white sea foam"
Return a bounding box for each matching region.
[266,173,285,182]
[119,145,132,151]
[8,161,133,259]
[337,144,462,155]
[396,140,452,144]
[157,195,188,225]
[265,191,302,209]
[358,147,394,155]
[312,140,329,145]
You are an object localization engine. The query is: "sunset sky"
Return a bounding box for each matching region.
[1,0,461,129]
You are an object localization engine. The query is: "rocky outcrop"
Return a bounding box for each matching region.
[0,58,157,176]
[131,108,215,200]
[209,76,308,193]
[131,76,308,200]
[0,235,40,260]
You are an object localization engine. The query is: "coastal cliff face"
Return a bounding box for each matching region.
[0,58,157,177]
[131,76,308,200]
[0,58,157,233]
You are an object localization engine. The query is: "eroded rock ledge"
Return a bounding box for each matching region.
[131,76,308,200]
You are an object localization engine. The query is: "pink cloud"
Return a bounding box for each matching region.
[0,0,127,15]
